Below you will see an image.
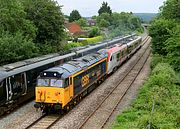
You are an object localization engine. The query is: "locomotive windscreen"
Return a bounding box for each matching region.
[37,78,64,88]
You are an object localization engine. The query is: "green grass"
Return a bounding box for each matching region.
[111,63,180,129]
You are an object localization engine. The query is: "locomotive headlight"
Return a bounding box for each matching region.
[54,73,57,76]
[55,92,60,96]
[44,73,47,76]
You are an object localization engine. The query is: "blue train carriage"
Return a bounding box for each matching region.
[34,52,108,112]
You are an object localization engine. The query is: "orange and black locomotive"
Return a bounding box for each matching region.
[34,52,108,112]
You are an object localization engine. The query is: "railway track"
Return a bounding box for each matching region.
[77,36,151,129]
[25,114,61,129]
[25,36,150,129]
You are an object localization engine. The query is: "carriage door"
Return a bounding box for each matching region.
[0,80,7,102]
[8,73,26,100]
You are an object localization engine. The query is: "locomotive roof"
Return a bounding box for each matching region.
[40,52,108,79]
[0,34,136,80]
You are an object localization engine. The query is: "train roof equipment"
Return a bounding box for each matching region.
[0,34,136,80]
[40,52,108,79]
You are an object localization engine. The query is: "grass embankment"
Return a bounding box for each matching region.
[64,36,103,50]
[112,62,180,129]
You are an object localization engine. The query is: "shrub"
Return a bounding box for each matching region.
[64,42,83,50]
[81,36,103,45]
[150,54,165,69]
[112,63,180,129]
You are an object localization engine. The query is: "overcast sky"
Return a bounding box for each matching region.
[56,0,165,17]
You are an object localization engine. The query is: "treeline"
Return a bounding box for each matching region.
[95,12,143,37]
[112,0,180,128]
[0,0,143,65]
[0,0,66,65]
[149,0,180,71]
[67,1,143,39]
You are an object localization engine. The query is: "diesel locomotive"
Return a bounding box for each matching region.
[34,36,142,112]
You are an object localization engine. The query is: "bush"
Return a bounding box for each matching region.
[112,63,180,129]
[81,36,103,45]
[150,54,165,69]
[88,27,100,38]
[64,42,83,50]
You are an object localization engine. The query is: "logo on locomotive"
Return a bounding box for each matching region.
[81,74,89,87]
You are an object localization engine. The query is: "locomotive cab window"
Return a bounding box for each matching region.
[37,78,49,86]
[50,79,63,87]
[37,78,64,88]
[64,78,69,87]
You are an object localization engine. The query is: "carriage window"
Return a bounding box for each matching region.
[37,79,49,86]
[9,73,25,92]
[116,53,120,61]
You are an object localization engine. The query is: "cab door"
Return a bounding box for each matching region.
[69,77,73,99]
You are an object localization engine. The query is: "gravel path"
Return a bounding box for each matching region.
[0,37,151,129]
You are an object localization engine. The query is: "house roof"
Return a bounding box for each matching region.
[65,23,82,33]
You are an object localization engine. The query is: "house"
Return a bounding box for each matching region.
[87,19,96,26]
[65,22,88,36]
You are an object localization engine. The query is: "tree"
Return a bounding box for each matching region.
[0,32,39,64]
[89,27,100,38]
[75,18,87,27]
[165,24,180,71]
[160,0,180,22]
[0,0,36,39]
[69,10,81,22]
[128,16,142,30]
[98,1,112,15]
[22,0,66,45]
[96,13,111,27]
[149,19,176,55]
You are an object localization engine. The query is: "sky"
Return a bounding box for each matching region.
[56,0,165,17]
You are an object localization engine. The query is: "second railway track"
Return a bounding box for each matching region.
[77,36,151,129]
[26,114,61,129]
